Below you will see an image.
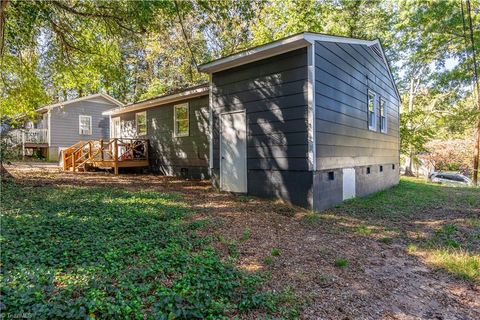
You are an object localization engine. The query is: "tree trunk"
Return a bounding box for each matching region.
[0,0,8,57]
[474,120,480,185]
[466,0,480,185]
[405,77,416,176]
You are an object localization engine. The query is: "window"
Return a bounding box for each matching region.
[380,165,383,172]
[136,111,147,136]
[367,167,371,174]
[79,115,92,135]
[328,171,335,180]
[379,97,387,133]
[368,91,376,131]
[174,103,189,137]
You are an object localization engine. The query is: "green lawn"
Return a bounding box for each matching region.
[2,175,479,318]
[331,177,480,283]
[0,179,280,319]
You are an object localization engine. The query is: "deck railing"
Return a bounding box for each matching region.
[63,138,149,174]
[9,129,48,145]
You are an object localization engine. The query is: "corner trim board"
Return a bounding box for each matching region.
[209,75,214,169]
[306,42,316,171]
[47,110,51,145]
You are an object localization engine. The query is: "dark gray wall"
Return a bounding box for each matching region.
[49,97,115,148]
[211,48,312,207]
[312,41,400,211]
[117,95,209,178]
[314,41,400,170]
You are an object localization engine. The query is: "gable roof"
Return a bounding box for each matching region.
[103,83,209,116]
[198,32,400,100]
[36,93,124,113]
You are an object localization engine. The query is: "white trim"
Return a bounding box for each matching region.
[367,90,377,131]
[47,110,51,145]
[219,110,247,193]
[104,86,209,116]
[199,32,375,74]
[208,75,214,169]
[379,97,387,133]
[173,103,189,137]
[111,116,121,138]
[199,34,309,73]
[79,115,92,135]
[306,43,316,171]
[36,93,123,112]
[368,40,401,101]
[135,111,147,136]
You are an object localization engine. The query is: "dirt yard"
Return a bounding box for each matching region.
[3,162,479,319]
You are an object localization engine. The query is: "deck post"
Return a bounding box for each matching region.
[21,130,25,160]
[113,138,118,175]
[72,150,76,173]
[100,139,104,161]
[63,150,67,171]
[88,141,92,159]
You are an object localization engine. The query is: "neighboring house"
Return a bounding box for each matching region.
[103,84,209,178]
[198,32,401,211]
[11,94,123,161]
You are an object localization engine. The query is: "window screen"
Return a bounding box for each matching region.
[79,115,92,135]
[136,112,147,136]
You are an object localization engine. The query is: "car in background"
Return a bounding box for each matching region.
[428,172,473,187]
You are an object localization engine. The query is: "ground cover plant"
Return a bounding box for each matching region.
[0,178,284,319]
[2,165,479,319]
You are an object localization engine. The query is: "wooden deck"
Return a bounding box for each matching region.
[63,138,149,174]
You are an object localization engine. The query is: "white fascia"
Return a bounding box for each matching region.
[208,74,214,169]
[47,110,51,146]
[306,40,316,172]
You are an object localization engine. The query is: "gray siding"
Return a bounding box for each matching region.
[314,41,400,170]
[211,48,312,207]
[49,97,115,148]
[117,96,209,178]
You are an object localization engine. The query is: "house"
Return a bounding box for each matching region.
[102,84,210,178]
[10,93,123,161]
[198,32,400,210]
[104,32,400,211]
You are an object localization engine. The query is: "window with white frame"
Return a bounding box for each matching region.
[79,115,92,135]
[367,91,376,131]
[174,103,189,137]
[135,111,147,136]
[379,97,387,133]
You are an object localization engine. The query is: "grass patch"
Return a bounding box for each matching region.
[420,223,480,283]
[425,249,480,283]
[354,224,374,236]
[302,211,321,224]
[379,237,394,244]
[271,248,281,257]
[333,177,479,218]
[263,256,274,265]
[0,179,285,318]
[334,258,349,268]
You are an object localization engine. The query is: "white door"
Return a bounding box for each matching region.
[111,117,121,138]
[342,168,356,200]
[220,111,247,193]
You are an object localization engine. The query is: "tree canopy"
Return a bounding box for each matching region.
[0,0,479,180]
